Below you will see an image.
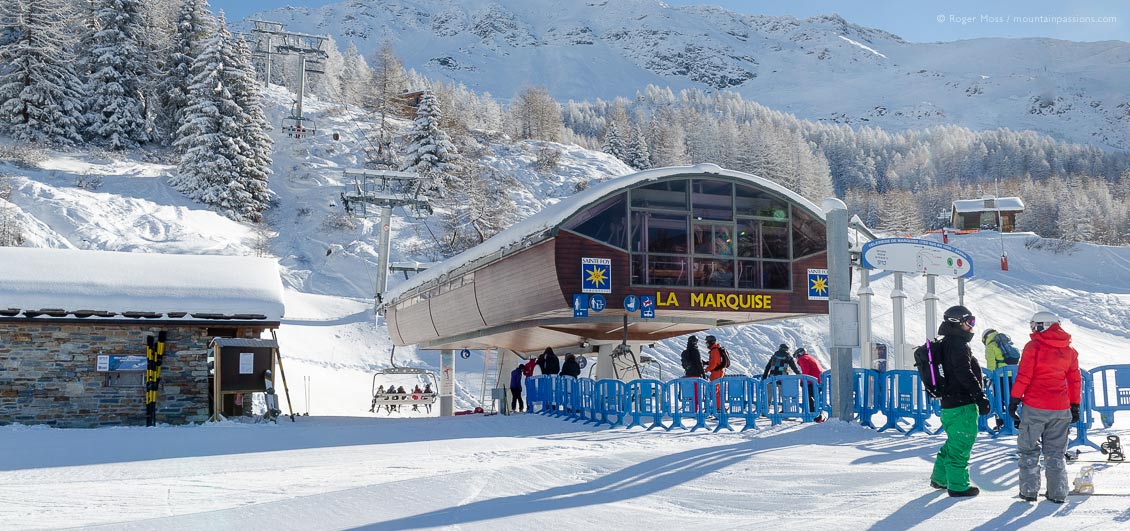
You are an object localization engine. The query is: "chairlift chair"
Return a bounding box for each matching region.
[369,366,439,415]
[283,116,316,140]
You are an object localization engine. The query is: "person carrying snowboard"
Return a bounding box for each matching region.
[929,305,991,498]
[1007,311,1081,504]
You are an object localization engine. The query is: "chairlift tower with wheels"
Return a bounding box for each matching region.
[247,20,328,140]
[340,169,433,306]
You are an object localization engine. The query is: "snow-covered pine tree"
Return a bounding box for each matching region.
[339,41,371,107]
[0,0,87,145]
[626,125,650,169]
[602,122,625,161]
[82,0,151,149]
[172,12,264,220]
[400,89,461,196]
[155,0,211,147]
[229,34,273,219]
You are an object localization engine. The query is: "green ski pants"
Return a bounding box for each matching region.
[931,403,979,491]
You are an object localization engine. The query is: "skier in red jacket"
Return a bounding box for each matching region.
[794,347,825,420]
[1007,311,1081,504]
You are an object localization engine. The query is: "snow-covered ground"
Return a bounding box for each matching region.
[1,415,1127,530]
[3,82,1130,530]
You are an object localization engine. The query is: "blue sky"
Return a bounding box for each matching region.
[210,0,1127,42]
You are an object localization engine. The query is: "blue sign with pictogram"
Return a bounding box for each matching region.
[589,294,606,312]
[459,349,471,359]
[577,356,588,369]
[640,295,655,319]
[624,295,639,313]
[807,268,829,301]
[573,294,589,317]
[581,257,612,294]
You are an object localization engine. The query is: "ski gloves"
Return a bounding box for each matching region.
[1070,403,1080,424]
[1008,397,1022,427]
[977,397,991,416]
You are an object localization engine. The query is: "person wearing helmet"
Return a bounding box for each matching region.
[929,305,991,498]
[794,347,826,421]
[982,328,1004,370]
[1007,311,1081,504]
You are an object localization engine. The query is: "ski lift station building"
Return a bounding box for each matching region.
[380,164,836,379]
[0,248,284,428]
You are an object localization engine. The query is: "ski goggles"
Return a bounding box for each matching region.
[946,314,976,327]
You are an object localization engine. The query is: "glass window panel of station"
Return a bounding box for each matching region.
[561,193,627,249]
[737,260,761,289]
[692,223,734,256]
[693,258,736,288]
[763,261,791,290]
[630,212,688,254]
[735,184,788,219]
[691,179,733,221]
[632,254,689,286]
[736,219,788,259]
[792,207,826,259]
[630,179,688,211]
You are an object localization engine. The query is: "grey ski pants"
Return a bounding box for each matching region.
[1016,405,1072,500]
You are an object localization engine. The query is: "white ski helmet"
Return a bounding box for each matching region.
[1030,311,1060,332]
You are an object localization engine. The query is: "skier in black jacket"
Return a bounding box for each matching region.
[762,344,800,379]
[560,354,581,377]
[540,347,560,375]
[681,336,705,378]
[929,305,991,498]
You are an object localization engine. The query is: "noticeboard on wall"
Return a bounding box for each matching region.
[218,346,273,392]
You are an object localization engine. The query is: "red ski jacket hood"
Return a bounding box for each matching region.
[1010,323,1081,410]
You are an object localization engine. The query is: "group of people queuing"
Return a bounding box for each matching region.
[509,347,583,413]
[929,305,1081,504]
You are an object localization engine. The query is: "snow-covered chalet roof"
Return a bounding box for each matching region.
[0,248,285,322]
[382,164,850,306]
[952,197,1025,213]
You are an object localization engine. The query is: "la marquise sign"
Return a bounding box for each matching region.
[860,238,974,278]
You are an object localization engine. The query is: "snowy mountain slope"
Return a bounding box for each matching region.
[3,85,1129,418]
[248,0,1130,149]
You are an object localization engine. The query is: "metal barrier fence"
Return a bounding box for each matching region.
[520,363,1130,443]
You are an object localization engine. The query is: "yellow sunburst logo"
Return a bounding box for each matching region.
[810,276,828,296]
[586,266,607,287]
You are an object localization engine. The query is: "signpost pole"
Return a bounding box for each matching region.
[892,272,907,370]
[924,274,939,341]
[823,198,854,422]
[440,349,454,416]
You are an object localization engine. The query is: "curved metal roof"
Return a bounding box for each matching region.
[381,164,829,307]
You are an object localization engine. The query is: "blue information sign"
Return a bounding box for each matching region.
[624,295,639,313]
[459,349,471,359]
[577,356,588,369]
[640,295,655,319]
[807,268,829,301]
[573,294,589,317]
[589,294,606,312]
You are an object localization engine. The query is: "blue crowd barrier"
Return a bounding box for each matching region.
[593,379,627,427]
[1070,370,1101,450]
[573,378,596,423]
[878,370,938,436]
[1089,364,1130,429]
[762,375,820,425]
[853,369,882,428]
[665,378,710,431]
[625,379,666,430]
[711,375,760,432]
[982,365,1020,437]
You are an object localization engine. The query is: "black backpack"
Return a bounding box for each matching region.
[913,338,947,398]
[717,346,731,369]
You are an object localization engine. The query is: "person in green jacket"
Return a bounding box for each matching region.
[982,329,1006,371]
